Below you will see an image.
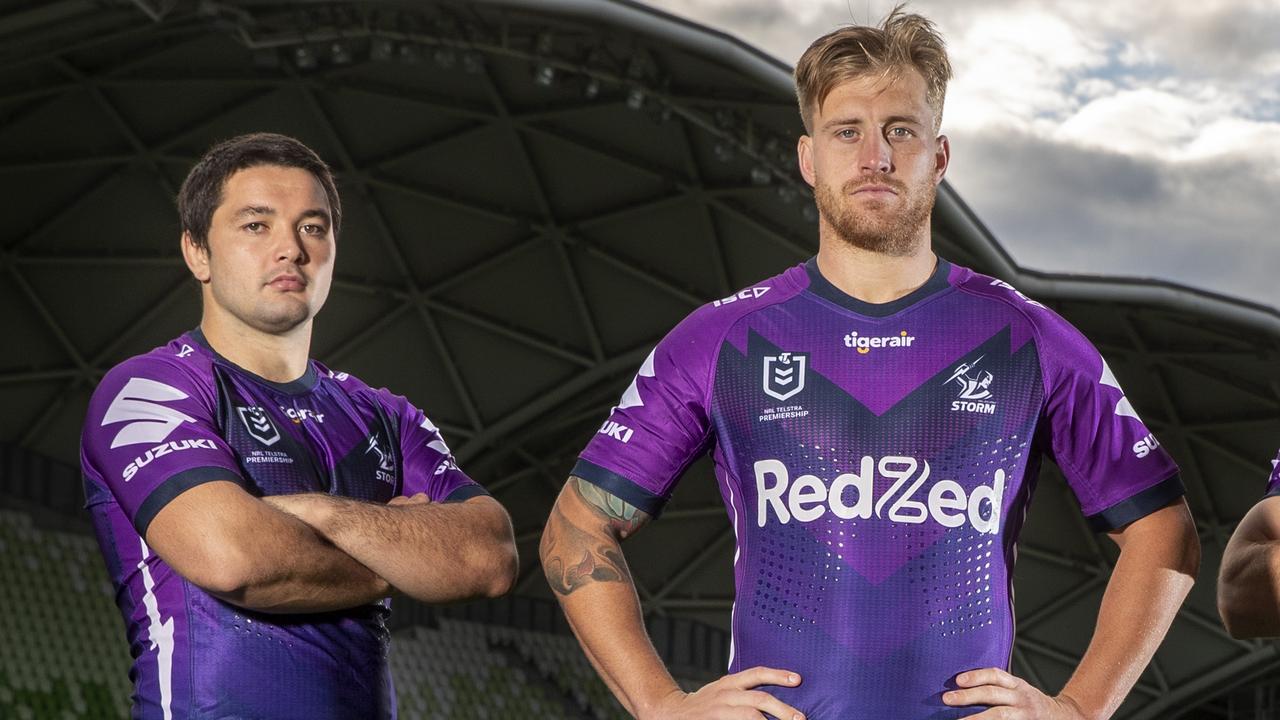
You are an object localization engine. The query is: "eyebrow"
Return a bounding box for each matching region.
[231,206,331,225]
[821,114,925,131]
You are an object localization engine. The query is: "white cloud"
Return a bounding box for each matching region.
[638,0,1280,309]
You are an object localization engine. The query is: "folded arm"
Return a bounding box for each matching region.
[1218,496,1280,637]
[265,492,518,602]
[145,479,391,613]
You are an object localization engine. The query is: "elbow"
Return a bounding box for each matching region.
[480,540,519,598]
[186,543,260,597]
[1218,582,1260,639]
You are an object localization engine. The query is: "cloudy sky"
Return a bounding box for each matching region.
[642,0,1280,310]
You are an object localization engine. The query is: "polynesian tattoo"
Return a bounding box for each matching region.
[542,477,652,597]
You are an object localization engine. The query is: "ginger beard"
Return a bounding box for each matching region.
[813,170,936,257]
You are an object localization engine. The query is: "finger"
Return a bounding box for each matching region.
[943,685,1021,708]
[963,709,1019,719]
[732,689,806,720]
[955,667,1018,689]
[387,496,409,506]
[725,666,802,691]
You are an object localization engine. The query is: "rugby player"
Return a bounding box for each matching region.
[81,133,517,719]
[1218,449,1280,637]
[540,9,1198,719]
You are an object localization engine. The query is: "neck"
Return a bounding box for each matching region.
[199,307,312,384]
[815,224,937,304]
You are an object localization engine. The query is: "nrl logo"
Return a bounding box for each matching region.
[762,352,807,401]
[237,406,281,447]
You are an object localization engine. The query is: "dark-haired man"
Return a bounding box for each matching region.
[540,8,1198,720]
[81,132,517,719]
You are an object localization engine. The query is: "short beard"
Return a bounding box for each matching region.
[814,174,935,257]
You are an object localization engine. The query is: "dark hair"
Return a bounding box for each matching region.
[177,132,341,251]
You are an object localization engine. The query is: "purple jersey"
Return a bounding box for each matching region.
[1267,449,1280,497]
[81,329,485,720]
[575,259,1181,719]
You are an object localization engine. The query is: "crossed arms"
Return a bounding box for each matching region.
[146,479,517,613]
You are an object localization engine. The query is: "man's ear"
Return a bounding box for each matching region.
[181,231,211,283]
[934,134,951,184]
[797,134,816,188]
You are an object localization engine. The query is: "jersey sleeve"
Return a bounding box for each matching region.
[1037,316,1183,531]
[572,308,718,517]
[392,395,487,503]
[81,355,244,538]
[1265,449,1280,498]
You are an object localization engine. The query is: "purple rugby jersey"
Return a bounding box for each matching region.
[574,258,1182,719]
[81,329,486,720]
[1267,449,1280,497]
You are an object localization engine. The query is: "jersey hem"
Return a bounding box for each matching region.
[135,465,243,537]
[571,458,667,517]
[1084,472,1185,532]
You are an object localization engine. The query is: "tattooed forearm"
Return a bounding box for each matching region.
[570,477,651,539]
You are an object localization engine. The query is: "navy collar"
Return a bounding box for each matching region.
[804,256,952,317]
[189,327,318,395]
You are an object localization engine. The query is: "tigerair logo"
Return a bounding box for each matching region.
[843,330,915,354]
[754,456,1005,534]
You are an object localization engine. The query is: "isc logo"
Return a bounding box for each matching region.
[598,420,634,443]
[754,456,1006,534]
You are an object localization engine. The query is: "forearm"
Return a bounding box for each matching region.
[212,508,390,613]
[1218,498,1280,637]
[541,499,678,719]
[1058,507,1198,719]
[143,481,389,614]
[272,494,517,602]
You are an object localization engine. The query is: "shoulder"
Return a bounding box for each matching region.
[660,263,809,357]
[92,336,219,406]
[951,267,1092,360]
[314,363,417,418]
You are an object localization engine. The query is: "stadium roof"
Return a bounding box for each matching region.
[0,1,1276,716]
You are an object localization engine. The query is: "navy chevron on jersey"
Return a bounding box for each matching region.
[574,258,1182,719]
[81,329,486,720]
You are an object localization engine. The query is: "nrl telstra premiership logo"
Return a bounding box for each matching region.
[762,352,807,401]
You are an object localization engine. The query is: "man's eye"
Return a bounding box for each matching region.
[837,129,857,139]
[301,224,326,235]
[244,222,265,232]
[889,127,914,138]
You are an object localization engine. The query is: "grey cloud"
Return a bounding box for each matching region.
[946,129,1280,309]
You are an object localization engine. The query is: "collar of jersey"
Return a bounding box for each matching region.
[803,255,953,317]
[188,327,319,395]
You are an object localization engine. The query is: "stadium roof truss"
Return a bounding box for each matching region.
[0,1,1277,717]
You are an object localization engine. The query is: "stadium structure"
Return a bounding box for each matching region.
[0,0,1277,718]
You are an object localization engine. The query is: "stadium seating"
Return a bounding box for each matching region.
[0,505,713,719]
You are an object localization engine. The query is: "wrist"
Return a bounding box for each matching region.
[635,685,686,720]
[1053,691,1097,720]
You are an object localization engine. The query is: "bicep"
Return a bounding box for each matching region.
[540,477,656,597]
[1227,498,1280,549]
[144,479,279,592]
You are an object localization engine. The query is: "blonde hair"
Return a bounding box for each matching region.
[794,5,952,133]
